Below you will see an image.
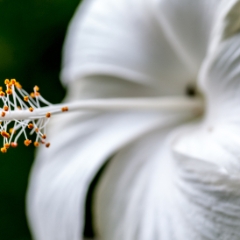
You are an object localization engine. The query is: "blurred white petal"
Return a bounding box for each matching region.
[27,0,240,239]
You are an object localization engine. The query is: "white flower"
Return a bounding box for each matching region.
[27,0,240,240]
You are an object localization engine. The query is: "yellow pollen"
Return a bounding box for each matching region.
[1,147,7,153]
[34,85,39,91]
[9,128,15,134]
[24,139,32,146]
[29,107,34,112]
[4,79,9,85]
[6,89,12,95]
[4,143,10,149]
[24,96,29,101]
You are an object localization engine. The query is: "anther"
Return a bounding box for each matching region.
[30,92,35,98]
[45,142,50,148]
[3,106,8,111]
[34,142,39,147]
[15,82,22,89]
[35,128,39,133]
[9,128,15,134]
[24,139,32,146]
[10,79,16,85]
[0,91,5,97]
[0,87,2,91]
[1,147,7,153]
[4,79,9,85]
[61,106,68,112]
[1,131,10,138]
[28,123,34,129]
[4,143,10,149]
[46,112,51,118]
[6,89,12,95]
[11,142,18,148]
[24,96,29,101]
[34,85,39,91]
[29,107,34,112]
[1,112,5,117]
[42,134,47,139]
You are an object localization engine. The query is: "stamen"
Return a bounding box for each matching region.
[24,139,32,146]
[61,107,68,112]
[0,78,204,153]
[11,142,18,148]
[1,147,7,153]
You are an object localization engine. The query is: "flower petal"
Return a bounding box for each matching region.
[94,123,240,240]
[61,0,192,89]
[27,106,194,240]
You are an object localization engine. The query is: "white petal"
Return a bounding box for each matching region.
[61,0,193,88]
[27,107,194,240]
[95,123,240,240]
[151,0,217,75]
[27,0,202,234]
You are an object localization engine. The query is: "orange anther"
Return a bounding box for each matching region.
[11,142,18,148]
[35,128,39,133]
[7,83,12,88]
[4,79,9,85]
[46,112,51,118]
[1,131,10,138]
[35,92,40,96]
[4,143,10,149]
[0,87,2,91]
[15,82,22,89]
[28,123,34,129]
[61,106,68,112]
[1,147,7,153]
[24,96,29,101]
[34,142,39,147]
[10,79,16,85]
[45,142,50,148]
[30,92,35,98]
[6,89,12,95]
[1,112,5,117]
[24,139,32,146]
[34,85,39,91]
[42,134,46,139]
[3,106,8,111]
[0,91,5,97]
[9,128,15,134]
[29,107,34,112]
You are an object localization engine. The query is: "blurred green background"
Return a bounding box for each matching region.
[0,0,80,239]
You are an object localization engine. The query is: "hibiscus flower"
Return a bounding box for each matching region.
[27,0,240,239]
